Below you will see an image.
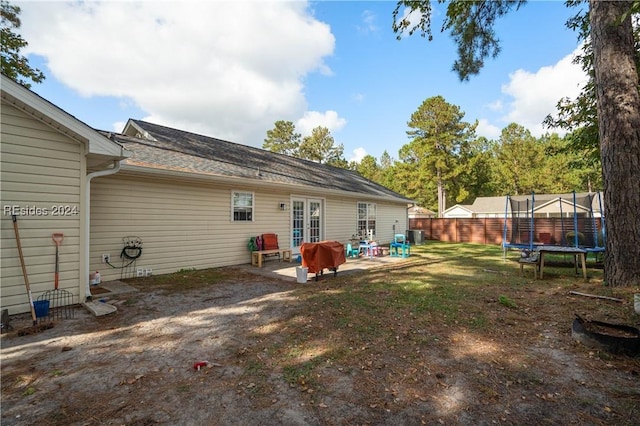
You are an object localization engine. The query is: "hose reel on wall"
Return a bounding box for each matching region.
[103,236,143,279]
[120,236,142,279]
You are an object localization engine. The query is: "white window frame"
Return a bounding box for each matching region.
[231,191,254,222]
[357,202,376,239]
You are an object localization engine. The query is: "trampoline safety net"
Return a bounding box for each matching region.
[503,192,605,251]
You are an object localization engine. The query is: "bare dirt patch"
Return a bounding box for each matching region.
[2,249,639,426]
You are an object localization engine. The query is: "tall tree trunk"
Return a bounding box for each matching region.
[589,1,640,287]
[437,169,444,217]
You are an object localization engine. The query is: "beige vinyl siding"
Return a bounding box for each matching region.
[91,173,409,280]
[1,104,83,314]
[324,199,407,245]
[90,173,293,280]
[324,197,357,244]
[376,202,409,242]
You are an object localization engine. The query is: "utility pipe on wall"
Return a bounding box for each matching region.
[84,161,121,301]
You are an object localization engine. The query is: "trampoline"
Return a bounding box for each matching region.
[502,191,605,259]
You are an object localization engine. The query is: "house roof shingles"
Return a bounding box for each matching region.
[107,119,412,203]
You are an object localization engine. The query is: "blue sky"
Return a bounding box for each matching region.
[17,1,587,162]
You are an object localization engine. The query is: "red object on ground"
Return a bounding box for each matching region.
[300,241,346,277]
[193,361,208,371]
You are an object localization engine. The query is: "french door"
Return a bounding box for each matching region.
[291,198,323,253]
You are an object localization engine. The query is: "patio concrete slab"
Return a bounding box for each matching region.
[82,300,118,316]
[236,253,416,282]
[89,280,139,298]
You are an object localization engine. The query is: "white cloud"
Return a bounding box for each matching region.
[349,147,367,163]
[485,100,503,112]
[18,1,335,146]
[475,119,501,140]
[296,110,347,136]
[500,47,588,136]
[351,93,365,103]
[358,10,378,34]
[112,121,126,133]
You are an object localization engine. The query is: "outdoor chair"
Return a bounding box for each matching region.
[346,243,360,258]
[261,233,280,261]
[390,233,410,258]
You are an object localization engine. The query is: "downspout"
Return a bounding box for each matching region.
[502,195,510,259]
[84,160,121,301]
[529,192,535,252]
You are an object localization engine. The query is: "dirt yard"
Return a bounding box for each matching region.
[1,251,639,426]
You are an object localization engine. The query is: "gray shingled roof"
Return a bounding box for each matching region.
[469,196,507,213]
[467,193,603,214]
[107,119,412,203]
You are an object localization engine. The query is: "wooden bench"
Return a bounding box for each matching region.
[251,249,292,267]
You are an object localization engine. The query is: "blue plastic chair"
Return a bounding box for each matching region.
[390,234,410,258]
[346,243,360,258]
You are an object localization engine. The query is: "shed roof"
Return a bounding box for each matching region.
[408,205,436,216]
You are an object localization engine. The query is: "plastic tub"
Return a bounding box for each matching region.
[296,266,308,284]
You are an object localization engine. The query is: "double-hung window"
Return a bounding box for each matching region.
[232,191,254,221]
[357,202,376,239]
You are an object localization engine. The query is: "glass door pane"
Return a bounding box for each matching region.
[308,200,321,243]
[292,200,305,250]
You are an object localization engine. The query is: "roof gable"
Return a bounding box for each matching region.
[1,74,127,160]
[443,204,474,216]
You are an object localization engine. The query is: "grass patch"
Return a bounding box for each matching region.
[124,267,236,293]
[498,294,518,308]
[253,242,632,392]
[282,358,323,389]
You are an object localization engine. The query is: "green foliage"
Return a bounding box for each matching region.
[393,0,526,81]
[298,126,345,165]
[455,136,497,201]
[350,119,601,213]
[263,121,349,167]
[355,154,380,181]
[263,120,301,157]
[443,0,527,81]
[490,123,544,195]
[1,1,45,88]
[325,155,349,169]
[398,95,476,214]
[487,125,597,195]
[544,2,639,169]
